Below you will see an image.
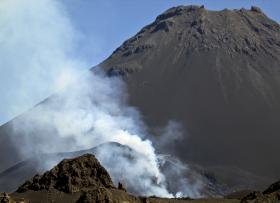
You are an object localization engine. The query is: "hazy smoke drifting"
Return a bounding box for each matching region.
[12,70,173,197]
[3,0,204,198]
[12,68,205,197]
[0,0,87,125]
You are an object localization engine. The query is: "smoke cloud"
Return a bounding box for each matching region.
[12,68,205,197]
[2,0,205,198]
[12,69,174,197]
[0,0,87,125]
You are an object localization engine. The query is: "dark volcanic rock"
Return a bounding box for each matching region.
[240,180,280,202]
[263,181,280,194]
[76,188,112,203]
[0,142,133,193]
[240,191,280,203]
[97,5,280,180]
[11,153,143,203]
[240,191,263,202]
[17,154,114,193]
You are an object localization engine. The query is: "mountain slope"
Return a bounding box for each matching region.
[97,5,280,179]
[0,5,279,191]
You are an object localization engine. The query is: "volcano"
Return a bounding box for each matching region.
[0,5,280,193]
[97,5,280,179]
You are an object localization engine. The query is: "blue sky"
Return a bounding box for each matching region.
[65,0,280,67]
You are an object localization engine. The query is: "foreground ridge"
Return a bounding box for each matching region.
[17,154,115,193]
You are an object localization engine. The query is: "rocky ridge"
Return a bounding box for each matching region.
[17,154,114,193]
[105,5,280,76]
[240,181,280,202]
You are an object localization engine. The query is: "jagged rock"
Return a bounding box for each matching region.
[241,191,280,203]
[12,153,143,203]
[241,180,280,202]
[263,181,280,194]
[240,191,263,202]
[251,6,262,13]
[0,193,26,203]
[17,154,114,193]
[76,188,112,203]
[0,193,12,203]
[117,182,126,192]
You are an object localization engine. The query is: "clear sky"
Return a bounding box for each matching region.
[65,0,280,67]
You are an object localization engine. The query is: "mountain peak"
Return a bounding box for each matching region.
[98,5,280,181]
[155,5,205,21]
[106,5,280,74]
[157,5,265,21]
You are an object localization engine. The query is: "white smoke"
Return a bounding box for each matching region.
[150,120,184,153]
[0,0,87,125]
[12,68,205,198]
[158,155,206,198]
[12,69,173,197]
[2,0,204,198]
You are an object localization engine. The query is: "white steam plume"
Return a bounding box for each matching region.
[2,0,204,198]
[12,70,173,197]
[0,0,87,124]
[12,69,205,197]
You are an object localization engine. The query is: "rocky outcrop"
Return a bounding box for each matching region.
[12,154,143,203]
[76,188,112,203]
[17,154,114,193]
[241,181,280,202]
[263,181,280,194]
[7,152,280,203]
